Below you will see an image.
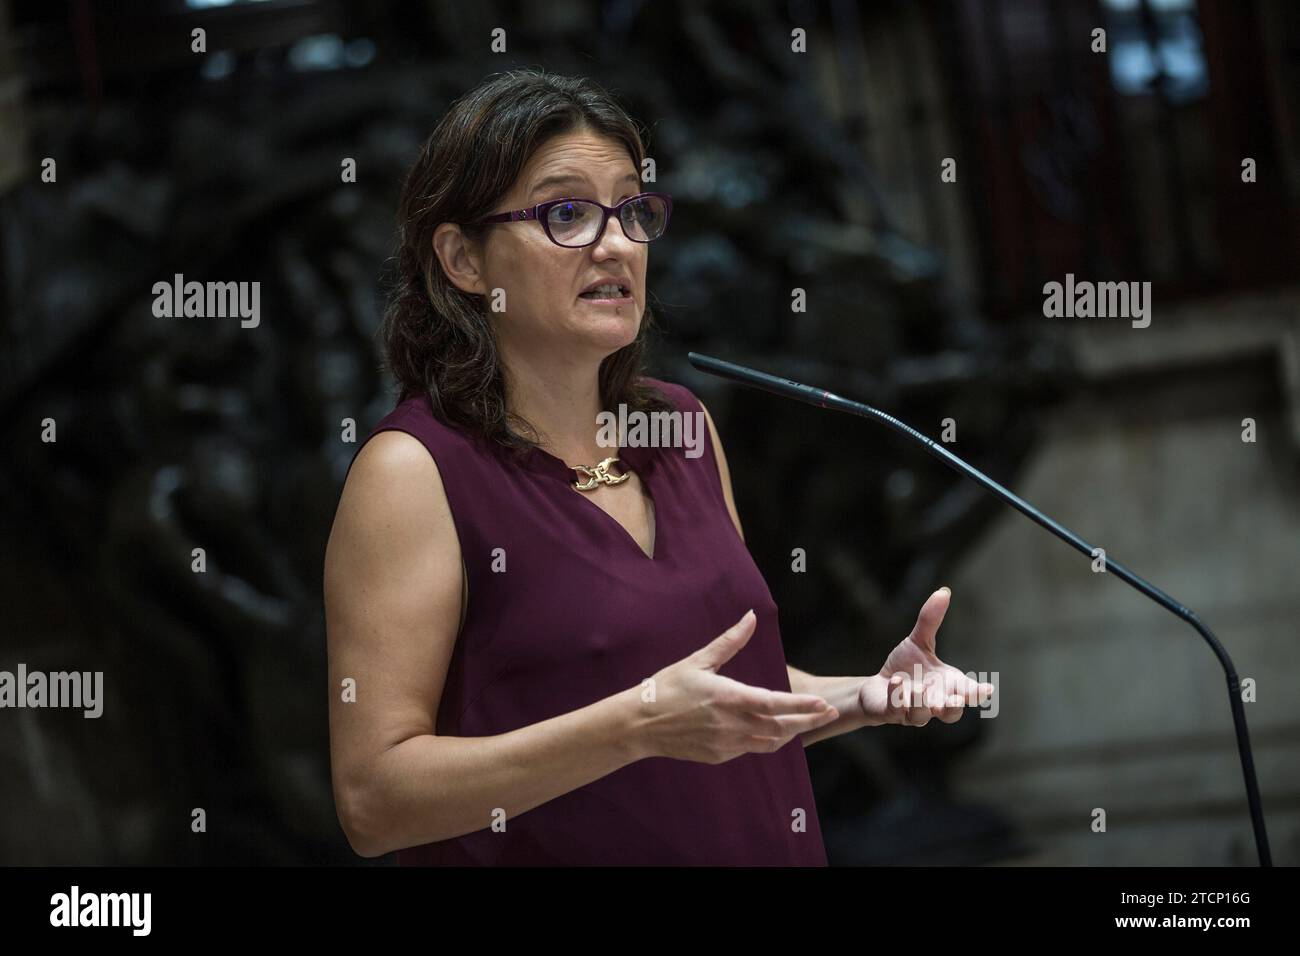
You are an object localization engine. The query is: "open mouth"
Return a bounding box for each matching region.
[578,283,632,302]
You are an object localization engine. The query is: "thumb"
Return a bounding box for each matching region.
[692,609,757,671]
[910,587,951,652]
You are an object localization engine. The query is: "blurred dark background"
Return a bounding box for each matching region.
[1,0,1297,865]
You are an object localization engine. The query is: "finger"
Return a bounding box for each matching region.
[691,609,757,670]
[940,666,968,698]
[729,683,835,716]
[909,675,936,726]
[904,698,931,726]
[767,706,840,736]
[886,672,916,725]
[922,674,946,714]
[953,674,995,708]
[922,670,968,722]
[937,692,967,723]
[907,681,933,726]
[736,709,834,738]
[745,703,841,750]
[891,673,931,727]
[909,587,951,654]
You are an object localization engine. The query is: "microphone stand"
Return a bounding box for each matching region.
[688,350,1272,867]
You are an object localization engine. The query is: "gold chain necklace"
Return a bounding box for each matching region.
[570,456,631,492]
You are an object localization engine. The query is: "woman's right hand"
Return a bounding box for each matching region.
[628,610,839,763]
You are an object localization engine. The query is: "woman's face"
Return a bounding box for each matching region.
[447,129,648,365]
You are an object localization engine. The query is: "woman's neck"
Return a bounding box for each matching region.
[502,353,612,465]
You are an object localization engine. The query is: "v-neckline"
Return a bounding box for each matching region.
[524,442,661,562]
[569,474,657,561]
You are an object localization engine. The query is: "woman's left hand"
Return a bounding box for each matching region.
[858,587,994,727]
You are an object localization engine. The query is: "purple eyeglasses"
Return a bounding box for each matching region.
[467,192,673,248]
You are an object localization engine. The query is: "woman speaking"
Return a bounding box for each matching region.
[324,69,991,865]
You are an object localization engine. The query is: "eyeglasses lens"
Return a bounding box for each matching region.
[546,196,668,246]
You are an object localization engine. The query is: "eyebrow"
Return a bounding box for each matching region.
[528,171,640,199]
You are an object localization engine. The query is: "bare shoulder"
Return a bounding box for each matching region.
[346,428,444,494]
[324,428,462,614]
[693,397,745,542]
[694,400,727,479]
[639,379,741,541]
[639,378,726,466]
[332,430,453,540]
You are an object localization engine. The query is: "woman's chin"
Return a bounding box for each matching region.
[571,306,641,347]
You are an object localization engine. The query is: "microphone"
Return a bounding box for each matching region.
[687,350,1272,867]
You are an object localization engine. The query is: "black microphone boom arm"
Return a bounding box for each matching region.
[687,350,1271,867]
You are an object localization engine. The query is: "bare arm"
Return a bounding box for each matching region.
[787,666,878,744]
[325,431,646,857]
[699,401,877,746]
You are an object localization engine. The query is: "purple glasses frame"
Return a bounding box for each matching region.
[467,191,673,248]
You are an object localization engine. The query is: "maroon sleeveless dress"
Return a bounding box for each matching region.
[353,376,827,866]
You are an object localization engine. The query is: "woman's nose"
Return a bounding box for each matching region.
[591,210,636,254]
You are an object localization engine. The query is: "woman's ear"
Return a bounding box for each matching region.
[432,222,486,296]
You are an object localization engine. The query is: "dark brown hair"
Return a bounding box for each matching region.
[380,68,674,457]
